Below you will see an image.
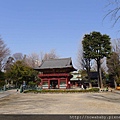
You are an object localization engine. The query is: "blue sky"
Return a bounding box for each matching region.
[0,0,120,65]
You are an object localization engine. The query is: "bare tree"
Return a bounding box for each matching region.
[104,0,120,27]
[112,38,120,55]
[43,49,59,61]
[13,49,59,68]
[24,53,41,68]
[76,46,92,88]
[0,38,10,71]
[76,42,86,70]
[91,58,108,73]
[107,38,120,88]
[76,49,91,71]
[4,57,14,72]
[76,48,83,70]
[12,53,24,61]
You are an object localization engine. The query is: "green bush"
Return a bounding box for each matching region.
[88,88,100,92]
[24,88,100,93]
[28,81,36,87]
[0,81,5,87]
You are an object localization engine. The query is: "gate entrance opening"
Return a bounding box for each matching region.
[50,80,58,89]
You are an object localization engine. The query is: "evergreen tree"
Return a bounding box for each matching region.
[5,60,39,87]
[82,31,111,88]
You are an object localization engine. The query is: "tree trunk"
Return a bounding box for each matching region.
[89,82,92,88]
[114,79,117,89]
[88,70,92,88]
[114,75,118,89]
[97,60,103,88]
[99,66,103,88]
[87,59,92,88]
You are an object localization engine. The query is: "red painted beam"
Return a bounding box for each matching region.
[39,73,70,78]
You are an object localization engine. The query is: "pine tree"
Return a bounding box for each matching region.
[82,31,111,88]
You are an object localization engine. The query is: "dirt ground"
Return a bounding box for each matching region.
[0,90,120,114]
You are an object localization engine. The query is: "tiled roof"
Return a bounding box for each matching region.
[35,58,74,70]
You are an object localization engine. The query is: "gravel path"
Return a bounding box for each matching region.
[0,89,17,98]
[0,91,120,114]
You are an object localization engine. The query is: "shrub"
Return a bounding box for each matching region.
[23,88,100,93]
[28,81,36,87]
[88,88,100,92]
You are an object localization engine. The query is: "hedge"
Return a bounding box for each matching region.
[23,88,99,93]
